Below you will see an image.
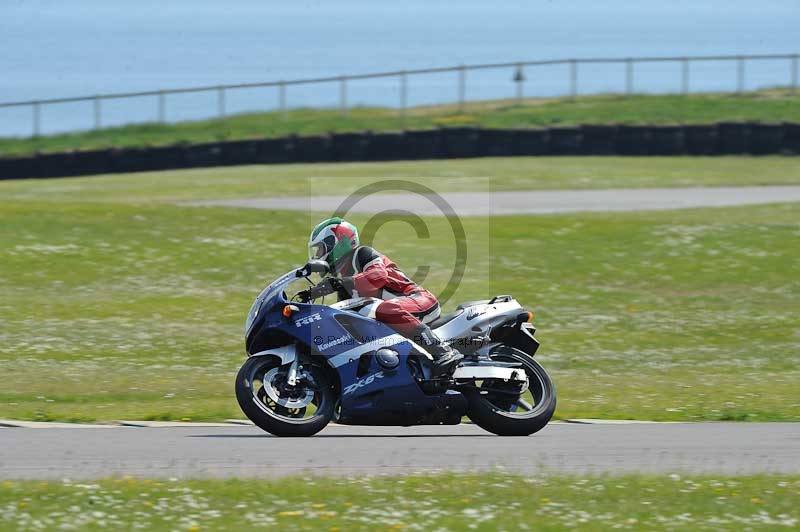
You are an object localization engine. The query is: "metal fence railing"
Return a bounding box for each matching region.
[1,52,798,137]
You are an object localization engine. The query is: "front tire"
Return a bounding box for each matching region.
[464,346,556,436]
[235,355,335,437]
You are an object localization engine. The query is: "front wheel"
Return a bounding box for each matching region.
[464,346,556,436]
[235,355,336,437]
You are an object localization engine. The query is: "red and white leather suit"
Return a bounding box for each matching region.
[336,246,440,337]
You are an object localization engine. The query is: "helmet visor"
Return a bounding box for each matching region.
[309,242,326,260]
[308,235,336,261]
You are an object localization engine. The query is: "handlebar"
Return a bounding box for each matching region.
[297,276,343,303]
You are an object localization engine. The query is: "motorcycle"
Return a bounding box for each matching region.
[235,260,556,437]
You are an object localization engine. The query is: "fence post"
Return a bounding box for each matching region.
[792,54,798,93]
[514,63,524,105]
[217,87,226,118]
[399,71,407,121]
[569,60,578,98]
[93,96,102,130]
[458,65,466,112]
[340,75,348,118]
[682,57,690,95]
[625,58,633,95]
[737,56,745,94]
[158,91,166,123]
[32,101,40,137]
[279,81,287,120]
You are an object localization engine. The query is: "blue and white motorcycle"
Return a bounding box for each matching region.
[236,260,556,437]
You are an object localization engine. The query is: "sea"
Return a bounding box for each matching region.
[1,0,798,136]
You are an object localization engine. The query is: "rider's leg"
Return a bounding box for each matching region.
[375,296,463,375]
[409,322,463,374]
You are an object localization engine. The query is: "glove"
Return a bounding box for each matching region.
[297,277,341,302]
[296,289,313,302]
[318,277,342,294]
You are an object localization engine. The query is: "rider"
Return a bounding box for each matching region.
[304,217,463,375]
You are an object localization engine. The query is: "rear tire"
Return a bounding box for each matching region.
[464,346,556,436]
[235,355,335,437]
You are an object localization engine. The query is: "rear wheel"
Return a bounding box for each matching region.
[235,355,335,437]
[464,346,556,436]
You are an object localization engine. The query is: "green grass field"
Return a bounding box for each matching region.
[2,473,798,531]
[0,157,798,422]
[1,89,798,156]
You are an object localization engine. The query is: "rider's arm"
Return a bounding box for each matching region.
[340,247,387,297]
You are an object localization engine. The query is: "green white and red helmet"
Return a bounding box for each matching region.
[308,217,360,268]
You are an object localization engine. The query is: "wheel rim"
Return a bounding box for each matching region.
[246,359,329,424]
[475,347,551,418]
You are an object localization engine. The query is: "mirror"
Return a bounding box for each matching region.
[297,260,330,277]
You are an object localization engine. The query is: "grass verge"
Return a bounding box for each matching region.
[0,159,798,422]
[1,89,799,157]
[1,473,798,531]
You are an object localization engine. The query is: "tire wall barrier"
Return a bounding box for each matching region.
[684,125,718,155]
[580,125,618,155]
[616,125,651,155]
[548,127,582,155]
[1,122,798,180]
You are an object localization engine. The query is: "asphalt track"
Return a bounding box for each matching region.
[2,422,799,479]
[188,185,800,215]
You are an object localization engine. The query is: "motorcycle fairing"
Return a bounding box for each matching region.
[288,303,463,425]
[245,270,466,425]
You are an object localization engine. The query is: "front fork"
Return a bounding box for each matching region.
[286,356,300,386]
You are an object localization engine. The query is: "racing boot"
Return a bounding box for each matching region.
[412,324,463,378]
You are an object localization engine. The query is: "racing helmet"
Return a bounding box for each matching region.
[308,217,360,268]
